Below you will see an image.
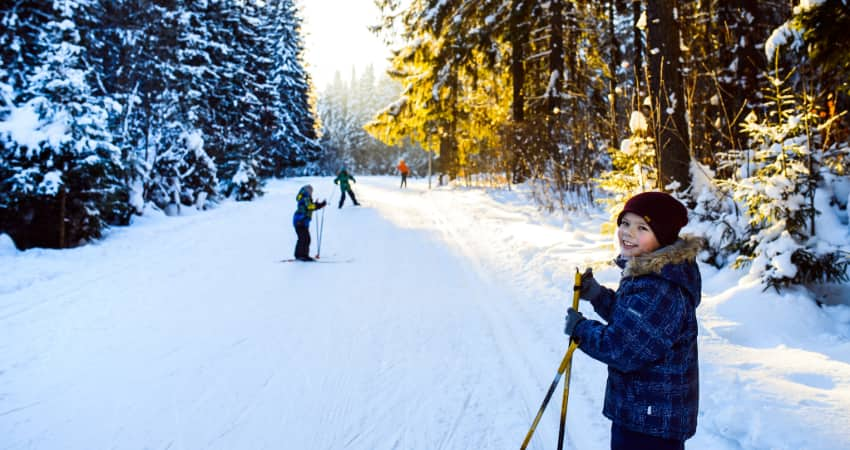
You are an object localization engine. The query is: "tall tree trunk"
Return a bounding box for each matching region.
[633,0,643,102]
[548,0,567,187]
[447,75,459,179]
[548,0,565,115]
[564,1,577,96]
[510,0,529,122]
[509,0,532,183]
[647,0,691,191]
[608,1,620,149]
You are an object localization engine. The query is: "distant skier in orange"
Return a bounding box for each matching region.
[397,158,410,188]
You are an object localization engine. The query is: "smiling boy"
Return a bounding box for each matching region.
[564,191,704,450]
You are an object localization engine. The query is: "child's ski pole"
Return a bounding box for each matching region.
[316,183,335,259]
[315,207,323,259]
[557,269,582,449]
[521,268,582,450]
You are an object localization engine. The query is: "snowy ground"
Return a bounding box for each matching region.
[2,176,849,450]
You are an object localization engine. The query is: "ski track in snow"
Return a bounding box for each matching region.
[1,176,847,450]
[2,177,573,450]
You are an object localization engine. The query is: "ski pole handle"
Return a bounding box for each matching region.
[571,268,581,310]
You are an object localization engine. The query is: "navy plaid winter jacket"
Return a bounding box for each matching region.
[573,236,703,441]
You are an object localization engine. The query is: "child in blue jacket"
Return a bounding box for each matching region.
[564,191,703,450]
[292,184,326,261]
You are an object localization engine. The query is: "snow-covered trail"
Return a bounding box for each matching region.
[1,177,601,449]
[5,176,847,450]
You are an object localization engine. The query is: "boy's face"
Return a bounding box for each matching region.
[617,212,661,257]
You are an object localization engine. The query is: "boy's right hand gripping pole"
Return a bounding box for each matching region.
[521,269,582,450]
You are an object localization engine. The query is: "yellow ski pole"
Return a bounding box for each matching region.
[521,269,582,450]
[557,268,583,449]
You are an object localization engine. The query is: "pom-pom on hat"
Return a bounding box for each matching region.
[617,191,688,247]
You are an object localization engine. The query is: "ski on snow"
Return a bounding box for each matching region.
[279,258,354,264]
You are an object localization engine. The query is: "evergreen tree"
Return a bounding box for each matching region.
[1,0,127,249]
[720,72,849,289]
[266,0,321,176]
[212,1,266,199]
[320,68,426,175]
[318,70,357,171]
[78,0,163,214]
[0,1,52,100]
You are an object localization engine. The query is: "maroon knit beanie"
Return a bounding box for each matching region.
[617,191,688,247]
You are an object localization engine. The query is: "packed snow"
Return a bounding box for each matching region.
[2,176,849,450]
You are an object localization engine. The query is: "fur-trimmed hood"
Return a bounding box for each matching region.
[620,235,705,277]
[617,235,704,307]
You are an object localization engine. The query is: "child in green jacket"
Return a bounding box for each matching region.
[334,167,360,208]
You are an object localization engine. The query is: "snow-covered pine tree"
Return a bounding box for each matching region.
[722,71,849,290]
[317,71,350,172]
[265,0,321,176]
[226,158,262,201]
[149,128,218,214]
[140,1,220,213]
[0,2,52,99]
[1,2,52,246]
[346,65,376,172]
[193,0,262,202]
[1,1,127,249]
[77,0,161,215]
[316,70,350,172]
[246,0,281,182]
[321,68,428,176]
[170,0,221,208]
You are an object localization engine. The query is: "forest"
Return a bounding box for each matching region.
[3,0,850,291]
[315,65,431,176]
[361,0,850,290]
[1,0,319,249]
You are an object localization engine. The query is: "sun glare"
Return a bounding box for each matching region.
[298,0,391,90]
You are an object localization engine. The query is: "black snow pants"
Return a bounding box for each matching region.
[339,188,359,208]
[610,423,684,450]
[294,224,311,259]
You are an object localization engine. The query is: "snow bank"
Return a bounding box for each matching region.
[0,233,18,256]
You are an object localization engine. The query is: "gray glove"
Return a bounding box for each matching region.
[564,307,585,336]
[579,268,601,302]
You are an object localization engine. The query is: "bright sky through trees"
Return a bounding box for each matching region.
[298,0,390,90]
